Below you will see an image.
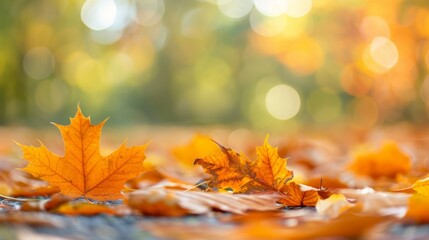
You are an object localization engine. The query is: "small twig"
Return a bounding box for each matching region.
[184,180,211,192]
[83,197,94,203]
[0,194,39,202]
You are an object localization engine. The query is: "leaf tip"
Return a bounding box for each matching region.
[193,158,202,165]
[75,103,86,119]
[50,121,61,128]
[13,140,23,147]
[264,134,271,144]
[76,102,81,111]
[103,116,110,123]
[210,139,230,154]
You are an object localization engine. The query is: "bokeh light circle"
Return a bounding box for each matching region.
[217,0,253,19]
[249,10,287,37]
[360,16,390,40]
[254,0,288,17]
[81,0,117,31]
[133,0,165,26]
[369,37,399,70]
[23,47,55,80]
[285,0,312,18]
[265,84,301,120]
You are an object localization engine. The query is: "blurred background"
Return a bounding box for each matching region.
[0,0,428,130]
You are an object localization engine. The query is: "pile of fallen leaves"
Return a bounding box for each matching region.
[2,106,429,239]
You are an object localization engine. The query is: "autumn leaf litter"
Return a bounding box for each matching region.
[2,107,429,239]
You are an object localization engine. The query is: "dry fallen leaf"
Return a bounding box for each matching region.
[126,169,196,191]
[0,162,59,197]
[194,136,293,193]
[0,212,65,227]
[18,106,148,201]
[171,134,222,167]
[54,201,120,216]
[316,193,354,218]
[278,182,319,207]
[404,176,429,223]
[194,142,251,193]
[348,141,411,179]
[20,193,73,212]
[237,208,390,240]
[405,194,429,223]
[338,188,409,217]
[128,188,280,216]
[410,176,429,196]
[305,176,348,189]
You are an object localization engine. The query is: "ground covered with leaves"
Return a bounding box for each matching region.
[2,108,429,239]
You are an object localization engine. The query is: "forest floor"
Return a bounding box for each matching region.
[2,124,429,239]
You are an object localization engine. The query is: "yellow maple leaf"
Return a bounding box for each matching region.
[194,135,293,193]
[18,106,148,201]
[405,177,429,223]
[249,136,293,192]
[411,176,429,197]
[348,141,411,179]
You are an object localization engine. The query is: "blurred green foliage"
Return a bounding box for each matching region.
[1,0,429,129]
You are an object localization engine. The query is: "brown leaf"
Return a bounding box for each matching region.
[316,193,354,218]
[338,188,410,216]
[127,189,192,217]
[194,135,293,193]
[348,141,411,179]
[126,169,196,191]
[0,164,59,197]
[11,185,59,198]
[127,188,280,216]
[405,194,429,223]
[305,176,348,189]
[0,212,65,227]
[278,182,319,207]
[21,193,72,212]
[237,209,390,239]
[194,143,252,192]
[54,202,121,216]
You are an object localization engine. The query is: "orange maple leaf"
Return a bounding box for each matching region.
[194,136,293,193]
[279,182,319,207]
[18,106,148,201]
[348,141,411,179]
[171,134,222,167]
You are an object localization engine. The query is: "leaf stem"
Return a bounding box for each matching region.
[184,180,211,192]
[0,194,39,202]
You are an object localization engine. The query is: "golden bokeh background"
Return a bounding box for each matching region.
[0,0,428,130]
